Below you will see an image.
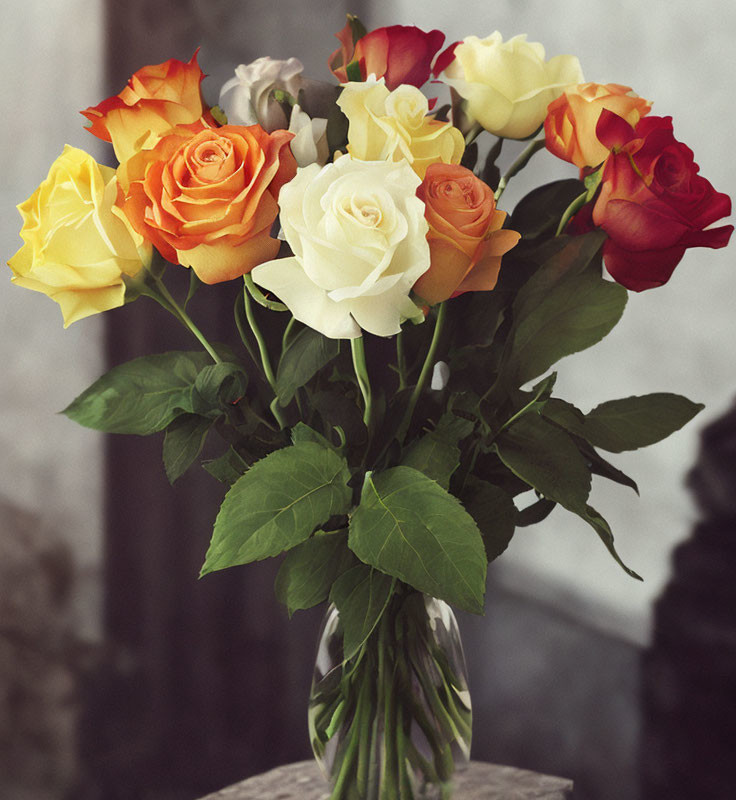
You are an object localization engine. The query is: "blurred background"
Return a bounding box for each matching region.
[1,1,734,798]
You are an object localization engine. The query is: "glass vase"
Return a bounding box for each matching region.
[308,590,472,799]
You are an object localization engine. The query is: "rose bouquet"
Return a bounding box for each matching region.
[7,15,733,800]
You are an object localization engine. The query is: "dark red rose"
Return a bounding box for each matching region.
[329,22,445,90]
[589,110,732,291]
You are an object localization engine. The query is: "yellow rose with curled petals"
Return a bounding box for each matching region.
[439,32,583,140]
[8,145,151,327]
[337,76,464,178]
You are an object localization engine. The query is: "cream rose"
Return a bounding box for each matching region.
[439,32,584,139]
[251,155,430,339]
[8,146,150,326]
[337,76,464,178]
[288,103,329,167]
[219,57,305,131]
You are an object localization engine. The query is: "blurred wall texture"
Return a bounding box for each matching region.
[1,1,734,799]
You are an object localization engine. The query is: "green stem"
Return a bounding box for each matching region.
[153,276,221,364]
[350,337,373,431]
[242,283,287,429]
[233,292,260,367]
[555,189,589,236]
[282,317,297,352]
[494,137,546,201]
[244,272,288,311]
[401,302,447,441]
[396,330,407,392]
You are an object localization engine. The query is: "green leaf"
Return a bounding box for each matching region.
[276,327,340,406]
[494,413,591,512]
[401,413,474,489]
[348,467,487,614]
[461,477,517,562]
[516,496,557,527]
[329,565,394,661]
[201,442,352,575]
[190,362,247,417]
[510,179,586,240]
[274,530,356,616]
[291,422,338,451]
[62,351,214,435]
[580,442,639,495]
[576,505,643,581]
[583,393,704,453]
[202,447,249,484]
[505,243,627,386]
[162,414,212,484]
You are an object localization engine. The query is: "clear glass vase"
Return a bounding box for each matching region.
[308,590,472,799]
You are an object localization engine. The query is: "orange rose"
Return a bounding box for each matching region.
[81,52,217,162]
[545,82,652,168]
[412,164,520,305]
[118,124,296,284]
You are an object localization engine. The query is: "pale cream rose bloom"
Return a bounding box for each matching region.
[337,76,464,178]
[8,145,150,327]
[288,103,329,167]
[252,155,429,339]
[219,57,305,131]
[440,32,584,139]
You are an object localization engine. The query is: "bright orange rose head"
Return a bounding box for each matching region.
[545,82,652,169]
[412,164,521,305]
[118,124,296,284]
[81,51,216,163]
[330,19,445,90]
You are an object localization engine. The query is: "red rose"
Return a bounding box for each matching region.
[329,21,445,90]
[590,111,732,291]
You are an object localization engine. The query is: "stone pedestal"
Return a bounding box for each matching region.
[196,760,574,799]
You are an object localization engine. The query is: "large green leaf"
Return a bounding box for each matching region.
[201,442,352,575]
[506,259,627,387]
[275,530,356,616]
[493,413,591,512]
[401,414,474,489]
[162,414,212,484]
[461,477,518,562]
[583,393,704,453]
[276,327,340,406]
[63,351,215,435]
[348,467,487,614]
[329,565,395,661]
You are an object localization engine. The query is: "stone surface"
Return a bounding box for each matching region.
[196,760,573,800]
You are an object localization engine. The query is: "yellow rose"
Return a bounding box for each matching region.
[439,32,584,139]
[8,145,150,326]
[337,76,464,178]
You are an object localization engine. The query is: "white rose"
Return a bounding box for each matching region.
[288,103,329,167]
[219,56,304,131]
[251,155,430,339]
[439,32,584,139]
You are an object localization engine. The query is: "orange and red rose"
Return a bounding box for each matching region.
[117,124,296,284]
[329,21,445,90]
[412,164,520,305]
[82,52,217,162]
[573,111,733,291]
[545,82,652,168]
